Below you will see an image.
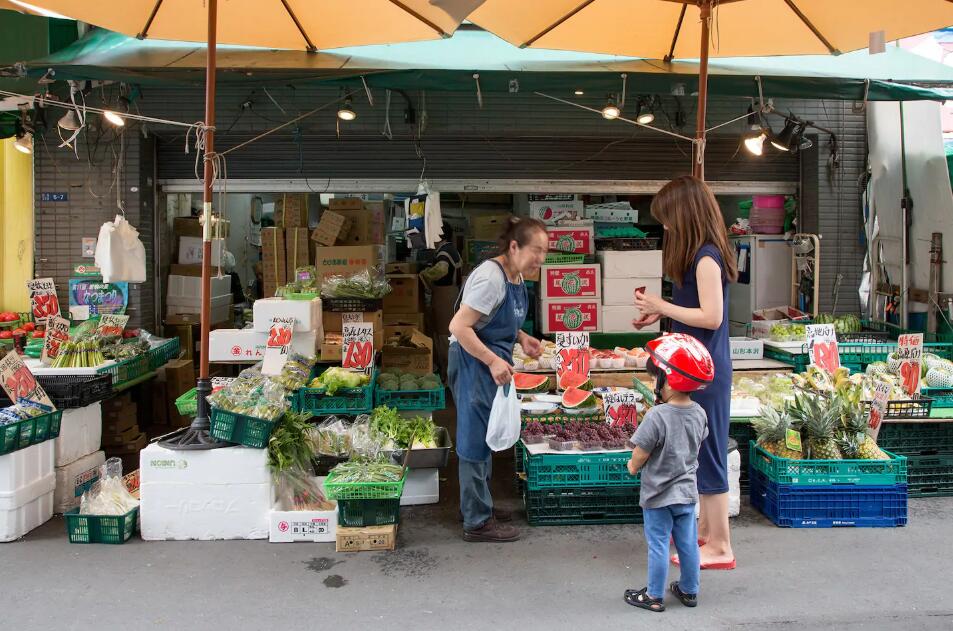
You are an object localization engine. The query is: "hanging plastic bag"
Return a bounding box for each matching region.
[95,215,146,283]
[486,383,521,452]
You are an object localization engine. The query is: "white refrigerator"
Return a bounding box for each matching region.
[728,235,792,337]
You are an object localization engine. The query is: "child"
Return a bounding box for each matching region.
[624,333,714,613]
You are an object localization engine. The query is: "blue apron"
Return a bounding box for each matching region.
[449,260,528,462]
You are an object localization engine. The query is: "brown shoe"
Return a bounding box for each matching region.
[458,508,513,523]
[463,518,520,543]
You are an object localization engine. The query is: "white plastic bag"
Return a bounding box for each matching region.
[94,215,146,283]
[486,383,521,452]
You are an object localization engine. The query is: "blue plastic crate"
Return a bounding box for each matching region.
[749,470,907,528]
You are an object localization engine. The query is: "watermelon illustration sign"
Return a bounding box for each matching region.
[895,333,923,396]
[554,332,590,389]
[542,264,601,299]
[806,324,839,374]
[68,279,128,318]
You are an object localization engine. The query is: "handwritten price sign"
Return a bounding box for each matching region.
[0,350,53,408]
[342,323,374,371]
[27,278,60,326]
[41,317,70,365]
[96,314,129,338]
[806,324,840,374]
[554,332,590,388]
[602,389,640,428]
[896,333,924,397]
[867,380,892,435]
[262,316,295,375]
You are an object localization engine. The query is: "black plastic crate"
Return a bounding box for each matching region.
[524,485,643,526]
[906,453,953,498]
[37,374,113,409]
[594,237,660,251]
[321,297,383,313]
[877,422,953,456]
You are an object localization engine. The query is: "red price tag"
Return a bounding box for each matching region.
[262,316,295,375]
[555,332,590,388]
[26,278,60,326]
[806,324,840,374]
[0,350,53,407]
[342,323,374,371]
[896,333,923,397]
[602,389,640,429]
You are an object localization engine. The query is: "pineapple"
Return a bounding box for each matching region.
[838,398,891,460]
[835,432,862,459]
[790,393,842,460]
[751,406,802,460]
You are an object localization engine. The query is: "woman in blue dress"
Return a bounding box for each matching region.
[634,176,739,570]
[448,218,548,543]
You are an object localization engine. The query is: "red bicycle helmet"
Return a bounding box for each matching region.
[645,333,715,393]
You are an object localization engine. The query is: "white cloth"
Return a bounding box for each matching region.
[417,181,443,249]
[94,215,146,283]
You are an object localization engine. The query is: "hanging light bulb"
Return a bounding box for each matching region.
[574,89,585,96]
[58,109,81,131]
[601,95,620,120]
[13,131,32,154]
[771,120,798,152]
[337,96,357,121]
[743,106,771,156]
[744,131,768,156]
[103,96,130,127]
[635,98,655,125]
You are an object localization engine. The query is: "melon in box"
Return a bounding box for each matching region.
[547,225,594,255]
[540,300,601,334]
[541,264,601,300]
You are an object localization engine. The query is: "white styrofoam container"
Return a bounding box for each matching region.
[269,498,337,543]
[601,277,662,306]
[208,329,321,363]
[728,448,741,518]
[584,205,638,223]
[253,297,322,333]
[178,236,224,266]
[602,305,661,333]
[729,337,764,361]
[54,450,105,513]
[400,468,439,506]
[167,295,232,323]
[0,440,56,541]
[139,443,273,540]
[54,403,102,467]
[167,274,231,300]
[596,250,663,279]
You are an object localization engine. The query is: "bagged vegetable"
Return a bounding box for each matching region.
[310,416,352,457]
[80,457,139,516]
[275,467,335,511]
[320,269,392,299]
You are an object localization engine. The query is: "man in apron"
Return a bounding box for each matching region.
[420,224,462,381]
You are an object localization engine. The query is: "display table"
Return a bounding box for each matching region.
[524,358,793,388]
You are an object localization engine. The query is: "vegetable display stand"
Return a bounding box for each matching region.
[749,470,907,528]
[876,422,953,456]
[520,443,638,490]
[374,383,446,412]
[32,374,112,409]
[0,410,63,456]
[148,338,181,370]
[337,498,401,527]
[64,506,139,543]
[175,388,198,417]
[97,354,151,389]
[905,454,953,497]
[749,442,907,487]
[209,408,278,449]
[524,485,643,526]
[295,368,376,416]
[325,471,405,500]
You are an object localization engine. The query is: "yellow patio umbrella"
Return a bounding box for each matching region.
[21,0,479,449]
[469,0,953,178]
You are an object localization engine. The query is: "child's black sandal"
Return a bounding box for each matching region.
[670,581,697,607]
[624,587,665,612]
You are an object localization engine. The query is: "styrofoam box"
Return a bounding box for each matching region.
[596,250,663,279]
[602,305,660,333]
[601,277,662,306]
[253,297,322,333]
[54,403,102,467]
[54,450,105,514]
[167,274,231,300]
[400,468,439,506]
[269,498,337,543]
[178,236,224,266]
[139,443,273,540]
[728,448,741,518]
[167,295,232,323]
[0,440,55,542]
[208,329,321,363]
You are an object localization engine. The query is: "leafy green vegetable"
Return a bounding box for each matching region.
[267,411,316,474]
[310,367,370,395]
[370,405,438,449]
[329,459,404,483]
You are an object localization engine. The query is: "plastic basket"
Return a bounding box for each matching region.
[209,408,278,448]
[175,388,198,417]
[524,485,643,526]
[295,368,376,415]
[544,253,585,265]
[321,297,383,313]
[286,292,319,301]
[921,387,953,409]
[0,409,63,456]
[862,397,934,419]
[324,470,405,500]
[763,346,810,372]
[374,382,446,411]
[906,453,953,497]
[729,421,756,490]
[749,470,907,528]
[64,507,139,544]
[520,443,638,490]
[312,454,349,476]
[749,441,907,486]
[97,353,152,388]
[148,338,181,370]
[594,237,660,251]
[876,422,953,456]
[337,498,401,527]
[2,374,113,410]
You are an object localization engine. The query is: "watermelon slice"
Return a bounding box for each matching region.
[514,372,551,392]
[557,371,592,391]
[561,386,596,409]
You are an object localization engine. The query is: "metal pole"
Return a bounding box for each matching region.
[693,1,711,180]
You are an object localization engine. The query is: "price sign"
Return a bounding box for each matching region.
[96,314,129,338]
[602,389,640,428]
[26,278,60,326]
[554,332,590,388]
[211,377,235,393]
[867,380,892,435]
[806,324,840,374]
[341,312,364,325]
[342,322,374,371]
[0,350,53,408]
[41,317,71,365]
[896,333,924,397]
[262,316,295,375]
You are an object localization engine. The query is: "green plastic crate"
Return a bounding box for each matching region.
[294,367,375,415]
[64,507,139,544]
[921,388,953,409]
[520,443,638,490]
[524,485,644,526]
[749,441,907,486]
[876,422,953,455]
[148,338,181,370]
[906,453,953,497]
[374,376,446,411]
[175,388,198,417]
[324,470,405,500]
[209,408,278,448]
[337,498,401,527]
[763,346,810,372]
[97,353,152,389]
[0,409,63,456]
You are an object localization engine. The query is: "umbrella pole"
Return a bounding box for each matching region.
[693,1,712,180]
[161,0,228,450]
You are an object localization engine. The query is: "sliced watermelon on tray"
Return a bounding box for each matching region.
[514,372,551,392]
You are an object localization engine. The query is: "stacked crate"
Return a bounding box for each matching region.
[539,262,602,334]
[876,422,953,498]
[596,250,663,333]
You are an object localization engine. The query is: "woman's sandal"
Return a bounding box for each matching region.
[670,581,698,608]
[624,587,665,612]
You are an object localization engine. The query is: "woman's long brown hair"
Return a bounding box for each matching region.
[650,175,739,287]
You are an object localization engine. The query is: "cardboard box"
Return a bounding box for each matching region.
[103,411,138,436]
[322,310,383,349]
[540,299,602,334]
[274,193,308,228]
[253,297,322,333]
[384,274,421,313]
[750,306,811,339]
[386,262,419,275]
[261,227,287,298]
[381,329,433,375]
[730,337,765,360]
[383,312,425,331]
[178,237,224,266]
[596,250,663,279]
[103,425,142,446]
[602,277,662,306]
[328,197,365,211]
[464,240,498,266]
[286,227,311,279]
[169,264,203,277]
[167,296,232,325]
[315,245,383,281]
[547,225,594,255]
[167,274,231,301]
[528,200,583,224]
[269,497,338,543]
[335,203,387,245]
[54,450,105,513]
[320,339,342,362]
[336,524,397,552]
[164,359,195,399]
[584,205,638,223]
[173,217,230,239]
[541,264,601,300]
[311,211,353,247]
[469,213,513,240]
[602,305,659,333]
[208,329,320,362]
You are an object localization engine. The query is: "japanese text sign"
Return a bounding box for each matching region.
[342,322,374,371]
[554,332,590,387]
[602,389,640,428]
[896,333,923,397]
[0,350,53,408]
[867,380,892,433]
[806,324,839,374]
[26,278,60,326]
[96,314,129,338]
[41,317,70,365]
[262,316,295,375]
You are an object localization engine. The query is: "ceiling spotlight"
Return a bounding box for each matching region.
[601,95,620,120]
[58,109,81,131]
[744,131,768,156]
[103,96,129,127]
[743,106,771,156]
[771,120,798,152]
[337,96,357,121]
[574,89,585,96]
[13,131,32,155]
[635,99,655,125]
[798,132,814,151]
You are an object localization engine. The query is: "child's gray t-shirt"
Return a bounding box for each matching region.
[630,402,709,509]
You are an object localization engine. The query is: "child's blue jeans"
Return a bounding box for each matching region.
[642,503,700,599]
